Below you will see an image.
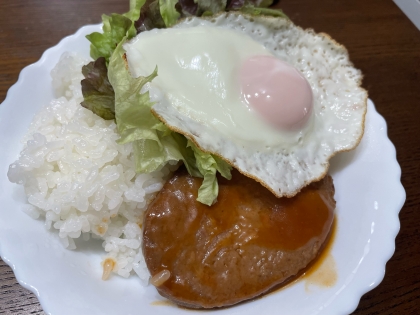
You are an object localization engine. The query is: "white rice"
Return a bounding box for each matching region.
[7,52,175,284]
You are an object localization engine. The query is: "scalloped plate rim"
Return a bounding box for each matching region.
[0,23,406,315]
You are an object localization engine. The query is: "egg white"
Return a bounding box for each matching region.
[125,12,367,198]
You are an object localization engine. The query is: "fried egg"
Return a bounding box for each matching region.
[123,12,367,197]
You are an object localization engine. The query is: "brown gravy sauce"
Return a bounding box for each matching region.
[303,218,337,289]
[146,170,336,308]
[267,217,338,295]
[151,220,338,308]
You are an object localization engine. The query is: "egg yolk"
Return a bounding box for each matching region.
[240,55,313,130]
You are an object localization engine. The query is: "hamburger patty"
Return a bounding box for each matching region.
[143,168,335,308]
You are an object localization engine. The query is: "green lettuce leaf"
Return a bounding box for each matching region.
[159,0,180,27]
[86,14,133,63]
[81,57,115,120]
[188,140,232,206]
[134,0,166,33]
[108,38,201,177]
[195,0,227,15]
[227,0,273,10]
[124,0,147,21]
[240,5,288,18]
[86,0,286,63]
[255,0,274,8]
[108,37,233,205]
[86,0,145,62]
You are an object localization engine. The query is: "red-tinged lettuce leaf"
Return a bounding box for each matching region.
[81,57,115,120]
[227,0,278,11]
[132,0,284,34]
[135,0,166,33]
[195,0,227,15]
[226,0,245,10]
[177,0,198,16]
[193,0,282,18]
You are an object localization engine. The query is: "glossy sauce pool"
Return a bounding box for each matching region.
[266,217,338,295]
[302,217,337,286]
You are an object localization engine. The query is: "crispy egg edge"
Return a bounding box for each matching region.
[132,12,368,198]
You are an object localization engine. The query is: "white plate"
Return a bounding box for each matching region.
[0,24,405,315]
